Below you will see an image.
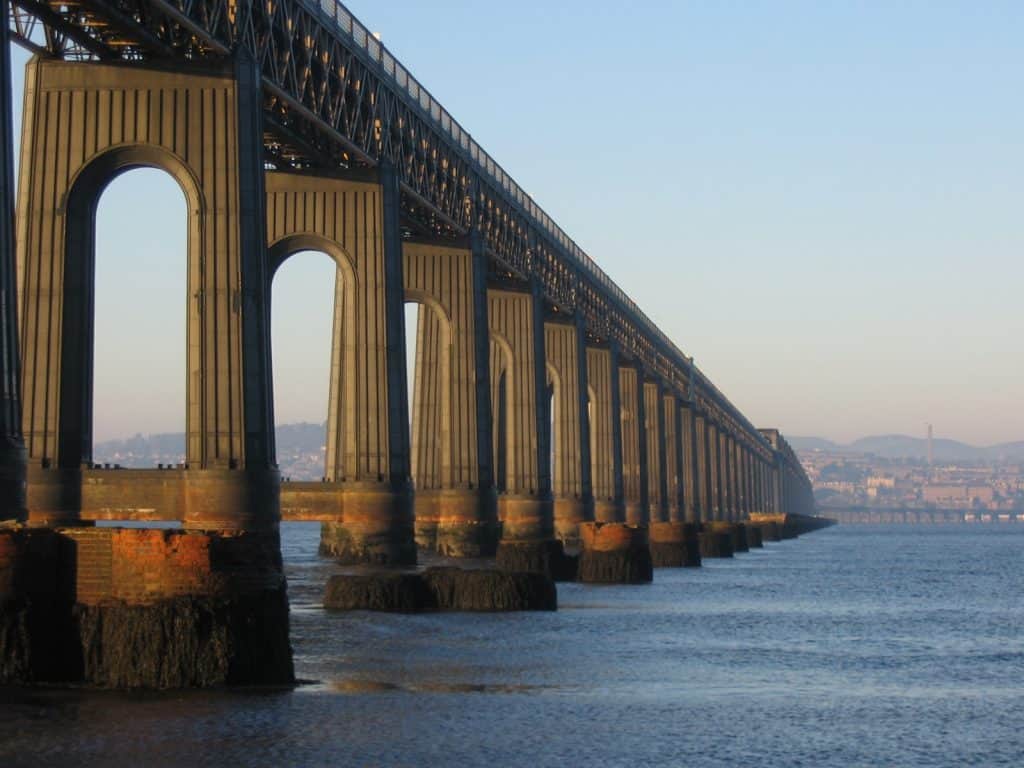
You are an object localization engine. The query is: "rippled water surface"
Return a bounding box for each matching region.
[3,524,1023,767]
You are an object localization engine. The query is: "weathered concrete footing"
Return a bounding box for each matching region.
[734,523,750,552]
[707,522,748,553]
[319,516,416,565]
[496,540,578,582]
[323,567,557,612]
[0,527,294,688]
[752,521,782,542]
[553,497,591,550]
[699,529,735,558]
[413,489,499,558]
[577,522,653,584]
[746,524,763,548]
[648,522,702,568]
[748,513,837,538]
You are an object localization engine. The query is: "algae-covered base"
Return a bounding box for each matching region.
[323,567,557,612]
[0,589,294,689]
[577,548,653,584]
[699,531,735,558]
[650,540,702,568]
[495,540,578,582]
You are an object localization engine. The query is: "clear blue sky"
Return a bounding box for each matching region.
[10,1,1022,446]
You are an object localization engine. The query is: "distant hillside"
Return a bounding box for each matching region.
[90,426,1024,467]
[793,434,1024,462]
[788,436,841,452]
[95,422,327,479]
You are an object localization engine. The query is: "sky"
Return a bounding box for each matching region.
[10,1,1022,446]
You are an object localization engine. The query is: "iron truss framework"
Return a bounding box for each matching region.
[6,0,773,458]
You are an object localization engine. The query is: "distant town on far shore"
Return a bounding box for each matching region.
[791,434,1024,516]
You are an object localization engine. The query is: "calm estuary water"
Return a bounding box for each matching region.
[2,524,1023,767]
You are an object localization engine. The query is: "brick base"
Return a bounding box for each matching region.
[0,527,293,688]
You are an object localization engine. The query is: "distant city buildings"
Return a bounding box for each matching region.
[799,448,1023,515]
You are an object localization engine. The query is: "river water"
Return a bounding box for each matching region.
[2,524,1022,767]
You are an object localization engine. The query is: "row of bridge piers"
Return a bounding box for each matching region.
[0,54,822,688]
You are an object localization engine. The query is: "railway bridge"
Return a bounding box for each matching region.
[0,0,817,686]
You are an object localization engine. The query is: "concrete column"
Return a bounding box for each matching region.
[696,413,711,522]
[725,432,737,521]
[573,315,595,521]
[379,161,413,491]
[681,405,700,523]
[757,458,767,512]
[586,345,623,522]
[739,445,750,518]
[266,169,412,562]
[749,457,758,513]
[401,239,497,557]
[619,365,645,525]
[643,380,665,523]
[0,2,25,522]
[757,460,765,514]
[664,393,684,522]
[771,456,783,513]
[703,420,715,520]
[711,423,724,521]
[17,57,279,530]
[720,432,731,521]
[488,286,553,542]
[729,436,741,520]
[545,319,593,544]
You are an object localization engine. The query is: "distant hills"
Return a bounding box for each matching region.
[91,425,1024,466]
[789,434,1024,462]
[94,422,328,478]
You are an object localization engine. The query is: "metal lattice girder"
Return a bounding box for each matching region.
[5,0,773,454]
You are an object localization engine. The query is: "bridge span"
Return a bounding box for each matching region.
[0,0,820,687]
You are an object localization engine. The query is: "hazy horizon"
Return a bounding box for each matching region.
[10,1,1021,447]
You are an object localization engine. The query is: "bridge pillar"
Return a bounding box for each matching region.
[488,285,553,544]
[732,437,743,520]
[0,2,24,523]
[586,345,623,523]
[740,445,752,518]
[748,449,758,517]
[266,169,414,564]
[7,56,291,687]
[544,319,593,547]
[664,392,684,522]
[643,380,665,523]
[17,56,279,530]
[619,364,646,525]
[681,403,700,523]
[694,411,710,522]
[705,421,721,521]
[722,430,735,521]
[402,240,498,557]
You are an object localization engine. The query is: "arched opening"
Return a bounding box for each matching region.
[490,333,514,494]
[267,238,355,580]
[405,297,453,493]
[546,363,561,497]
[91,168,187,470]
[269,249,337,481]
[61,146,204,475]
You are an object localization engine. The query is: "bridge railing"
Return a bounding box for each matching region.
[303,0,762,444]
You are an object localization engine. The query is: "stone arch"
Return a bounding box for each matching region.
[489,330,515,493]
[545,361,563,496]
[403,289,454,489]
[267,233,358,482]
[59,144,204,468]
